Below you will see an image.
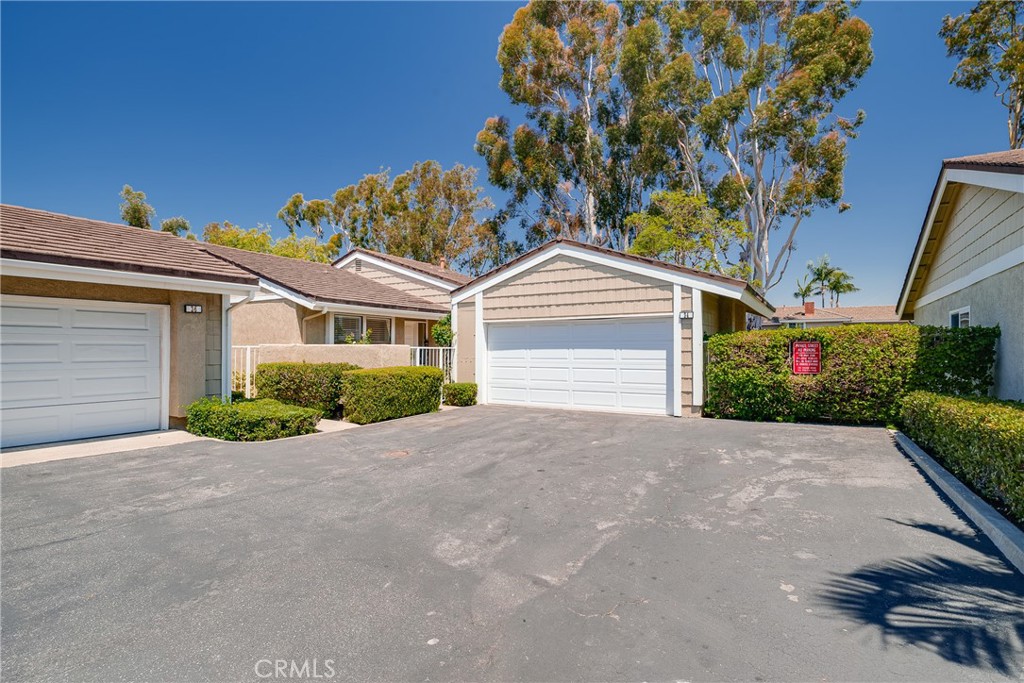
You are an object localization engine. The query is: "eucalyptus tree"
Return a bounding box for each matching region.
[119,185,155,230]
[941,0,1024,149]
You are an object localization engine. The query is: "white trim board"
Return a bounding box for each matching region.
[914,247,1024,309]
[1,258,259,296]
[450,243,774,318]
[898,166,1023,316]
[333,252,457,291]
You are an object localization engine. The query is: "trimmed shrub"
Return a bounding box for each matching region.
[443,382,478,407]
[900,391,1024,525]
[704,324,1001,425]
[914,325,1000,396]
[342,366,443,425]
[254,362,360,417]
[186,398,322,441]
[705,325,920,424]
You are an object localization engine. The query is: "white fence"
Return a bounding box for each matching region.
[411,346,453,381]
[231,345,453,399]
[232,346,260,398]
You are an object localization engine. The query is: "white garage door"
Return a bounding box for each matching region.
[1,296,166,448]
[487,317,672,415]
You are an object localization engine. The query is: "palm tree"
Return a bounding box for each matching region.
[793,275,815,304]
[807,255,838,307]
[827,270,859,306]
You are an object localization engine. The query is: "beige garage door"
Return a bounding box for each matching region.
[1,295,166,448]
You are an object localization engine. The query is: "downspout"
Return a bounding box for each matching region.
[222,290,257,399]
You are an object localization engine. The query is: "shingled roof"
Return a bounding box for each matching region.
[336,248,472,285]
[766,305,902,325]
[0,204,258,285]
[943,149,1024,174]
[201,243,448,314]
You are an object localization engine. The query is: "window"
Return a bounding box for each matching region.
[333,315,362,343]
[365,317,392,344]
[949,307,970,329]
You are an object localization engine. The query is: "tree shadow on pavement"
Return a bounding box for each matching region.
[816,520,1024,677]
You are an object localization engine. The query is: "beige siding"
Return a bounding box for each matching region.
[922,186,1024,297]
[702,292,721,335]
[914,263,1024,401]
[456,300,476,383]
[340,260,452,304]
[482,255,673,320]
[680,287,695,413]
[1,276,224,421]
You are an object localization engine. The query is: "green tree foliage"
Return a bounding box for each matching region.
[941,1,1024,148]
[119,185,155,229]
[430,313,453,347]
[793,275,815,304]
[159,216,191,237]
[279,161,503,272]
[803,255,857,307]
[480,1,873,290]
[626,191,750,277]
[201,221,339,263]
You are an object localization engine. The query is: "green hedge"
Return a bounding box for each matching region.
[443,382,478,406]
[704,325,1000,425]
[914,326,1000,396]
[254,362,360,417]
[901,391,1024,525]
[342,366,443,424]
[186,398,322,441]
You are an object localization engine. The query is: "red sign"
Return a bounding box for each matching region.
[792,340,821,375]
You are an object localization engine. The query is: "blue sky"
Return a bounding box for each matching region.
[1,1,1009,306]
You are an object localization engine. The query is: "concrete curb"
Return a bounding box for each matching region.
[893,430,1024,577]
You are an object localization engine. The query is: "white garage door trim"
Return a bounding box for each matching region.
[1,295,170,447]
[484,316,675,416]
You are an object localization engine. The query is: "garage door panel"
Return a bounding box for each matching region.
[70,308,154,331]
[71,340,156,363]
[1,373,65,405]
[70,370,160,401]
[1,296,165,447]
[571,367,617,384]
[0,340,63,364]
[529,367,570,382]
[0,304,62,328]
[487,318,671,416]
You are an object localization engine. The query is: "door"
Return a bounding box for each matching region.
[1,296,166,447]
[486,317,672,415]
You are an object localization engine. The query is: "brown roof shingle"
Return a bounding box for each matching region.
[944,149,1024,174]
[201,243,448,314]
[768,305,902,323]
[0,204,258,285]
[338,248,473,285]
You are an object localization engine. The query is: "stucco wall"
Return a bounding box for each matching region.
[482,254,674,320]
[921,186,1023,298]
[340,260,452,305]
[914,263,1024,401]
[456,300,476,383]
[231,299,309,345]
[253,344,410,368]
[0,275,224,420]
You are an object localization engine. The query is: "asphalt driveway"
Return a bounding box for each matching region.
[2,406,1022,682]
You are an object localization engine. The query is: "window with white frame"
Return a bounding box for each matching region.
[949,306,970,329]
[365,317,392,344]
[333,315,362,343]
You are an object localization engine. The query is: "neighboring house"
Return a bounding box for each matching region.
[0,205,259,447]
[897,149,1024,401]
[333,248,471,308]
[203,244,450,348]
[450,238,774,417]
[763,302,904,329]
